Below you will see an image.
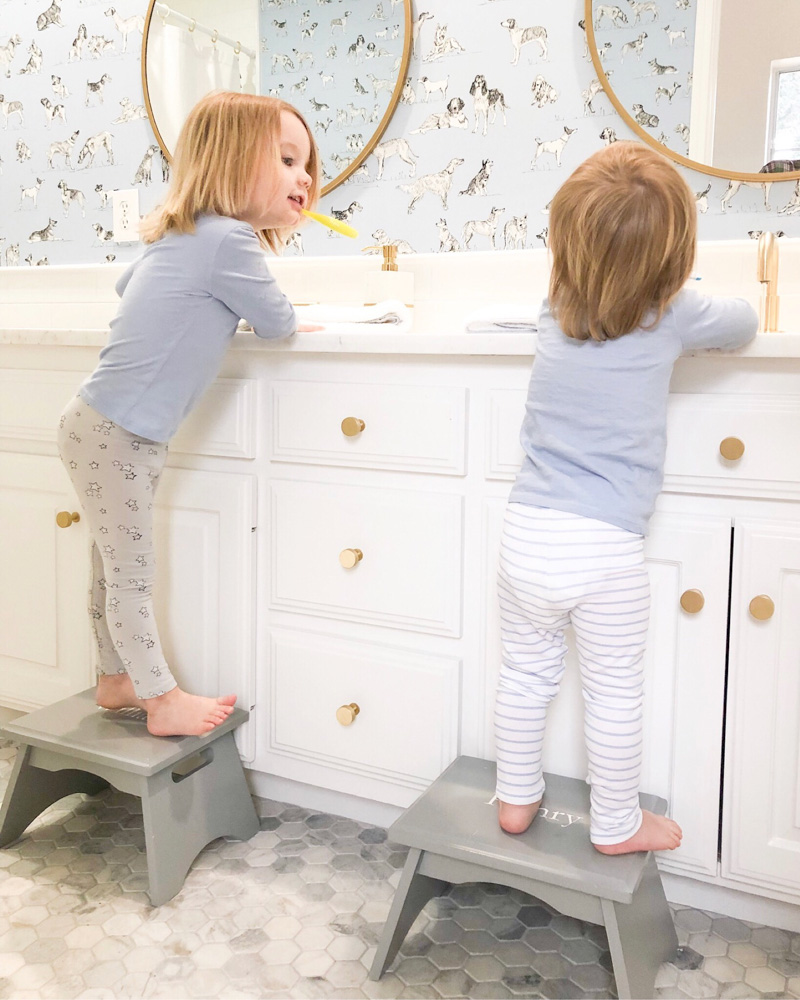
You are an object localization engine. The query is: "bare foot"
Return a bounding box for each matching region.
[594,810,683,855]
[498,799,542,835]
[96,673,145,711]
[144,686,237,737]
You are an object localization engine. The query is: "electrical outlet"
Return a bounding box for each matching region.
[111,188,140,243]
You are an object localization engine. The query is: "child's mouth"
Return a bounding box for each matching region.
[289,195,304,209]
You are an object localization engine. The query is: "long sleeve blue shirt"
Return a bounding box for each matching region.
[508,290,759,535]
[80,214,297,442]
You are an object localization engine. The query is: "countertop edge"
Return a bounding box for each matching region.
[3,328,800,358]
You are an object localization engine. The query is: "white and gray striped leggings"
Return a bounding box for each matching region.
[495,503,650,845]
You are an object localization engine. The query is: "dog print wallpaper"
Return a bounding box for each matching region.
[0,0,798,267]
[591,0,697,164]
[260,0,406,188]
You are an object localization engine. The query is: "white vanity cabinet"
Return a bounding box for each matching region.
[3,330,800,923]
[152,466,258,760]
[724,517,800,896]
[256,363,469,804]
[0,452,93,708]
[0,369,259,759]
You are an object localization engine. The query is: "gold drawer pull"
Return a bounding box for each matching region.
[719,437,745,461]
[339,547,363,569]
[56,511,80,528]
[341,417,365,437]
[749,595,774,621]
[336,703,360,726]
[680,589,704,614]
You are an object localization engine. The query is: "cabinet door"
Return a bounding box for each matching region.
[0,453,93,709]
[723,518,800,894]
[482,501,731,876]
[153,469,257,760]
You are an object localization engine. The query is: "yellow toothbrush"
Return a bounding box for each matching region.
[301,208,358,238]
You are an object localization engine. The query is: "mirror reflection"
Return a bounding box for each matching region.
[589,0,800,176]
[144,0,409,190]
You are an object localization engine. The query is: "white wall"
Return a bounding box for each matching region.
[713,0,800,172]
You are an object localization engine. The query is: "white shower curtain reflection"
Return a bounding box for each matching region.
[147,17,254,154]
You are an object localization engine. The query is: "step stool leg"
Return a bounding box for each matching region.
[601,855,678,1000]
[0,745,109,848]
[141,731,259,906]
[369,847,450,981]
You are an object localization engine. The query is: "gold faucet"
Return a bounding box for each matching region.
[757,231,780,332]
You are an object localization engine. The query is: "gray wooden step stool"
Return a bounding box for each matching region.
[370,756,678,1000]
[0,688,259,906]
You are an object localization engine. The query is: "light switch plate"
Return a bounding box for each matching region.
[111,188,140,243]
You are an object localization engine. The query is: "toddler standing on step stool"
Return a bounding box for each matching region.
[495,143,758,853]
[57,92,322,738]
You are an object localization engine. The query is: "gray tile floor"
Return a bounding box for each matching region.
[0,739,798,1000]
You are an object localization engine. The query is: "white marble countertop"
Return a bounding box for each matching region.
[3,325,800,358]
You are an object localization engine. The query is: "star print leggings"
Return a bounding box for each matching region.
[56,395,177,700]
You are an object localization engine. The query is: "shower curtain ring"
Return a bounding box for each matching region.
[188,17,196,31]
[234,41,241,54]
[211,28,219,44]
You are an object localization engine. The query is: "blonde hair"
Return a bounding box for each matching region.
[548,142,696,342]
[139,91,320,253]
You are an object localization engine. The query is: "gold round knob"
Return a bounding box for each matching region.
[719,437,745,461]
[749,595,774,621]
[56,511,80,528]
[680,589,705,614]
[339,547,363,569]
[341,417,366,437]
[336,703,360,726]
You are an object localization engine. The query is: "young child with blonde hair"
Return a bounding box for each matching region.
[495,142,758,854]
[58,92,321,737]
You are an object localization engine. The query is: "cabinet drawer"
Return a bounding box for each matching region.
[270,630,460,787]
[0,370,255,459]
[0,370,83,443]
[270,480,463,636]
[270,380,467,474]
[169,379,256,458]
[664,394,800,489]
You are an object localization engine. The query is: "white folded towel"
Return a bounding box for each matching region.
[296,300,412,331]
[463,303,540,333]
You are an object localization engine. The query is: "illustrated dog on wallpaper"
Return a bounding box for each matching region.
[399,158,464,212]
[373,137,418,179]
[500,18,548,64]
[0,95,24,127]
[58,179,86,218]
[47,130,80,169]
[532,127,577,168]
[436,218,462,252]
[463,207,505,250]
[0,34,22,78]
[779,181,800,216]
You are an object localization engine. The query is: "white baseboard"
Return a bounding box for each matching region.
[662,873,800,933]
[246,768,404,830]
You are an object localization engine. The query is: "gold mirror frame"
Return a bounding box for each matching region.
[141,0,413,195]
[584,0,800,183]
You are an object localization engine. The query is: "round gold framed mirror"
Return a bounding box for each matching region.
[585,0,800,183]
[141,0,412,194]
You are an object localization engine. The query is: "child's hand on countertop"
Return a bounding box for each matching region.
[297,323,324,332]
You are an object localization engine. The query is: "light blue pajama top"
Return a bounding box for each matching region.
[509,289,759,535]
[80,213,296,442]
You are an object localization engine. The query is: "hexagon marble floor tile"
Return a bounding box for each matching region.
[1,740,799,1000]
